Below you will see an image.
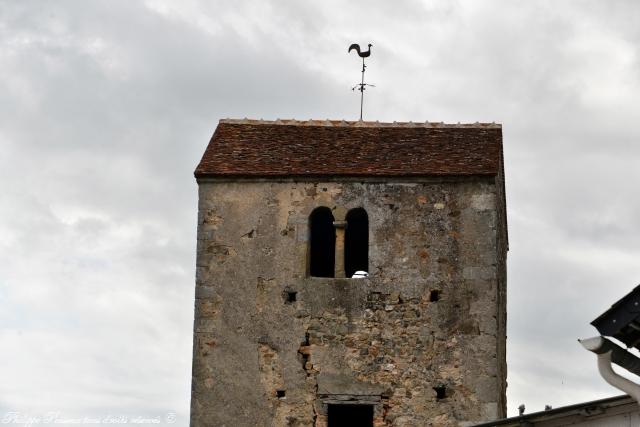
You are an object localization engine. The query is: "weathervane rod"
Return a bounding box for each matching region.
[349,43,373,121]
[360,57,365,121]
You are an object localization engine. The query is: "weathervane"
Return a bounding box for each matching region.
[349,43,374,121]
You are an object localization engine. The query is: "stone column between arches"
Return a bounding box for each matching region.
[333,220,347,278]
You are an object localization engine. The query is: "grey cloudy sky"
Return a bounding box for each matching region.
[2,0,640,425]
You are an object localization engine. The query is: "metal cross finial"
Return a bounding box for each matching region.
[349,43,375,121]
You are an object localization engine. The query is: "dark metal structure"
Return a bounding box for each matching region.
[348,43,374,121]
[579,284,640,409]
[591,284,640,350]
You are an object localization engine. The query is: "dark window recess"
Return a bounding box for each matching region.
[309,207,336,277]
[284,291,297,303]
[433,385,447,400]
[345,208,369,278]
[276,390,286,398]
[429,290,440,302]
[327,404,373,427]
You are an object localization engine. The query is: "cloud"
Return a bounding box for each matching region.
[2,0,640,422]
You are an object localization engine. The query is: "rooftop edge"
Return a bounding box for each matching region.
[220,118,502,129]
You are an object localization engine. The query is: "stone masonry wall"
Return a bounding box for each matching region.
[191,178,507,427]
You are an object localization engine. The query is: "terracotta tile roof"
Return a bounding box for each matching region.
[194,119,503,178]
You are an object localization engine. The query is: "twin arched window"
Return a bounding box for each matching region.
[309,207,368,278]
[309,207,336,277]
[344,208,368,278]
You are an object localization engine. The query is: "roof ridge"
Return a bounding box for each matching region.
[219,118,501,129]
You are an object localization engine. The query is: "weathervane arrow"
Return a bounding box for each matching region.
[349,43,374,121]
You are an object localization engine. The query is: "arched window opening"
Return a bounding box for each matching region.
[345,208,368,278]
[309,207,335,277]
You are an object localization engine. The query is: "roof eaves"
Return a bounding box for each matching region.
[470,395,633,427]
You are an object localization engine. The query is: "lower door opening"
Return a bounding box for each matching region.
[327,404,373,427]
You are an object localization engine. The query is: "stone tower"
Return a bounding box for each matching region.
[191,119,508,427]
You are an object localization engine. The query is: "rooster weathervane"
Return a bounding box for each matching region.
[349,43,374,121]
